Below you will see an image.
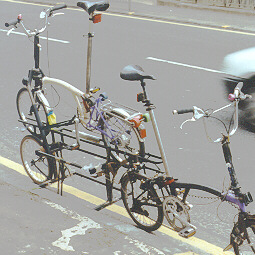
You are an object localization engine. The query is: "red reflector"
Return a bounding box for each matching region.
[92,14,102,23]
[139,129,146,138]
[164,179,175,186]
[129,115,142,128]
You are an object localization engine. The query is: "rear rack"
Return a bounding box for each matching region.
[101,100,142,120]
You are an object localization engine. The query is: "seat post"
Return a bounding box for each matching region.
[86,13,94,95]
[141,81,171,177]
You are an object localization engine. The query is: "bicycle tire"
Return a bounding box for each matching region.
[20,135,56,184]
[231,214,255,255]
[121,173,164,232]
[100,113,145,162]
[17,87,49,137]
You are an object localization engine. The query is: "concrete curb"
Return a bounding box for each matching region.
[157,0,255,15]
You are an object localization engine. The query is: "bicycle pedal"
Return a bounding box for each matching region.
[71,144,80,150]
[178,224,197,238]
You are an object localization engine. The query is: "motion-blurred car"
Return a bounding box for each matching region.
[222,47,255,131]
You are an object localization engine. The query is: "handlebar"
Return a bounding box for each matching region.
[173,82,251,142]
[5,4,67,36]
[173,108,193,115]
[49,4,67,14]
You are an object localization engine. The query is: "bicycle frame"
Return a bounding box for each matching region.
[43,77,88,124]
[43,77,144,144]
[166,181,248,212]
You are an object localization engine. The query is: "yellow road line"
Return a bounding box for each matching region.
[102,12,255,36]
[1,0,255,36]
[0,155,233,254]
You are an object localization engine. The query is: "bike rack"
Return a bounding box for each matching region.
[19,117,165,210]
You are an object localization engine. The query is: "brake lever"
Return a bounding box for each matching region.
[51,12,65,17]
[228,92,252,102]
[180,106,205,129]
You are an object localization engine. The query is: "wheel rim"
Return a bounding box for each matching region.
[20,136,50,184]
[123,176,162,230]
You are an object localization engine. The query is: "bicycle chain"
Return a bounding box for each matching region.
[187,193,240,210]
[187,193,219,200]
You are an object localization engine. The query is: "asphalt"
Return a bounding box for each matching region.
[12,0,255,33]
[2,1,255,254]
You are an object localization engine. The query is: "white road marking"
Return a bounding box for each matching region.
[0,29,70,44]
[44,201,101,252]
[147,57,224,74]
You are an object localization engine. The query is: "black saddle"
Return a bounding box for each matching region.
[120,65,156,82]
[77,1,109,15]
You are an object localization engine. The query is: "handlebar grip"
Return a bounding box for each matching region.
[5,14,22,27]
[5,19,19,27]
[172,108,194,115]
[50,4,67,12]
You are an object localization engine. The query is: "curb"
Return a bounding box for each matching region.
[157,0,255,16]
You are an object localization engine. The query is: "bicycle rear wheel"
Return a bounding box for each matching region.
[121,173,163,232]
[20,135,56,184]
[231,214,255,255]
[17,87,49,137]
[100,114,145,162]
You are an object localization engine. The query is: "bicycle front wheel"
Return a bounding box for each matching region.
[231,214,255,255]
[17,87,49,137]
[100,114,145,162]
[20,135,55,184]
[121,173,164,232]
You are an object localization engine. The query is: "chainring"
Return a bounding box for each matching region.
[163,195,191,232]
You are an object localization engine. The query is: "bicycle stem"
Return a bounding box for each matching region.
[34,34,40,69]
[222,136,240,191]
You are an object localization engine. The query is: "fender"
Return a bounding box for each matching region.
[108,108,145,143]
